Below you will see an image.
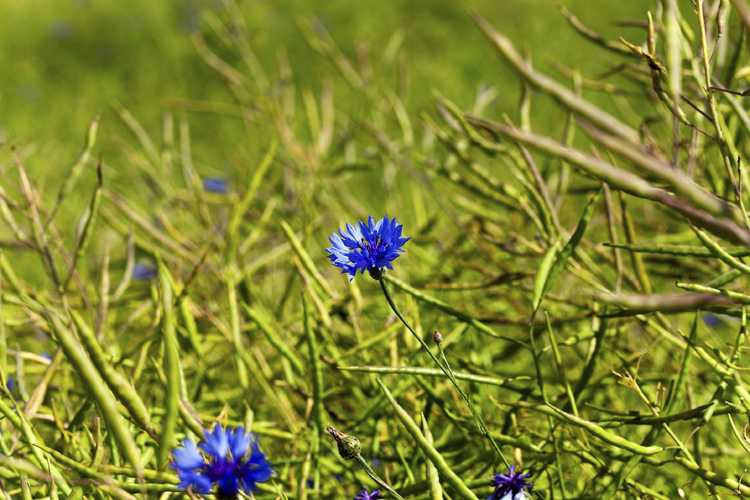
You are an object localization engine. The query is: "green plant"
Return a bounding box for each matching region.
[2,1,750,498]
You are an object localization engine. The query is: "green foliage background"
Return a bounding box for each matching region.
[2,0,749,499]
[2,1,648,165]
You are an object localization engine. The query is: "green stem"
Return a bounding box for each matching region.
[378,277,510,468]
[355,454,406,500]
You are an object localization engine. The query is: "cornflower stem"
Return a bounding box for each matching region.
[355,454,406,500]
[437,343,544,500]
[378,277,510,468]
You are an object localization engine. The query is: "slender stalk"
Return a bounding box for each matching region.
[378,277,510,468]
[697,0,738,187]
[355,455,406,500]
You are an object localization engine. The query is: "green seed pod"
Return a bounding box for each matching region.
[68,487,85,500]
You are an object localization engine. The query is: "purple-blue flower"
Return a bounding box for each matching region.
[203,177,229,194]
[171,425,273,497]
[327,216,409,280]
[702,313,722,328]
[488,466,532,499]
[355,489,381,500]
[133,263,156,281]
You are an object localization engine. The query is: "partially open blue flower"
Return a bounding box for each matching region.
[488,466,532,499]
[355,489,381,500]
[327,216,409,280]
[203,177,229,194]
[171,425,273,498]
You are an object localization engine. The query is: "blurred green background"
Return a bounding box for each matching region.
[0,0,653,288]
[2,0,650,168]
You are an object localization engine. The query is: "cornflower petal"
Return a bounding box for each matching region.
[239,441,273,490]
[172,438,205,469]
[227,426,252,460]
[355,489,381,500]
[178,470,212,494]
[201,425,230,459]
[171,439,211,494]
[489,466,533,500]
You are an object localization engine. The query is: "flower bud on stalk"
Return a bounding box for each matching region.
[326,426,361,460]
[432,330,443,345]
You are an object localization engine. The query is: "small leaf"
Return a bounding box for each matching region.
[534,189,600,313]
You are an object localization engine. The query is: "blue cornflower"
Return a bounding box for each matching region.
[355,489,381,500]
[702,313,722,328]
[132,263,156,281]
[171,425,273,498]
[488,466,532,500]
[203,177,229,194]
[327,216,409,280]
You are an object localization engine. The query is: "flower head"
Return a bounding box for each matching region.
[355,489,381,500]
[132,263,156,281]
[488,465,532,500]
[171,425,272,498]
[203,177,229,194]
[702,313,722,328]
[327,216,409,280]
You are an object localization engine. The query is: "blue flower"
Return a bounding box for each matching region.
[172,439,212,494]
[203,177,229,194]
[171,425,273,497]
[488,466,532,500]
[5,375,14,393]
[132,263,156,281]
[327,216,409,280]
[355,489,381,500]
[702,313,722,328]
